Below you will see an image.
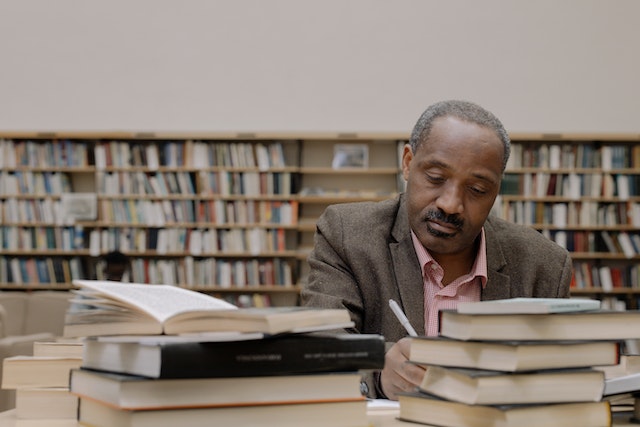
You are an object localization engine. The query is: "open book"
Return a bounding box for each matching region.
[64,280,354,337]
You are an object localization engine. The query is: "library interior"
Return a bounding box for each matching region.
[1,1,640,426]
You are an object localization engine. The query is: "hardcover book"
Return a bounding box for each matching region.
[64,280,353,337]
[439,309,640,341]
[418,365,605,405]
[70,368,364,410]
[398,392,611,427]
[409,337,620,372]
[455,297,601,314]
[77,397,367,427]
[80,332,385,378]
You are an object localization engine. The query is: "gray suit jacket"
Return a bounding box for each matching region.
[301,194,572,396]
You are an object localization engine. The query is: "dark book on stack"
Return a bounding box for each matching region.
[80,332,385,378]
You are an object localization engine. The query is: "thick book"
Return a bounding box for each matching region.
[398,392,612,427]
[1,356,82,389]
[409,337,620,372]
[15,387,78,420]
[33,340,84,358]
[456,297,601,314]
[64,280,353,337]
[70,368,364,410]
[81,332,385,378]
[418,365,605,405]
[78,397,367,427]
[439,309,640,341]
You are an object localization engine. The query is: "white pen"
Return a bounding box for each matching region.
[388,299,418,337]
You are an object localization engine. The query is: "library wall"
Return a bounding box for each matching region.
[1,0,640,134]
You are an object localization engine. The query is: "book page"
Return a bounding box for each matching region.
[72,280,236,324]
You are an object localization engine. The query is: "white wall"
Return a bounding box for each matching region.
[1,0,639,134]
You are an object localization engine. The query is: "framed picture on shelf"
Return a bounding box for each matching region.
[60,193,98,222]
[332,144,369,169]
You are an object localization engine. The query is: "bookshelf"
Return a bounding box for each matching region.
[0,133,404,307]
[494,134,640,309]
[2,132,640,308]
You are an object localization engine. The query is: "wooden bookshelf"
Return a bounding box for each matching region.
[494,135,640,309]
[2,133,640,308]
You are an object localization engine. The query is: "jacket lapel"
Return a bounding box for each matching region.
[390,195,426,335]
[482,217,512,300]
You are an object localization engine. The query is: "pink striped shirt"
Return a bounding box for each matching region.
[411,230,488,336]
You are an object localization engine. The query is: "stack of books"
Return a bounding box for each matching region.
[1,339,83,422]
[63,280,385,427]
[397,298,640,427]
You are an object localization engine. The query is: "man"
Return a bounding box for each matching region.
[301,100,572,400]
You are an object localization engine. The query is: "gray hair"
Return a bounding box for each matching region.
[409,100,511,171]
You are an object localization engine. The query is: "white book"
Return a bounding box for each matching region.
[599,266,614,292]
[617,175,630,200]
[144,145,159,170]
[548,144,561,169]
[617,232,636,259]
[89,229,101,257]
[188,229,203,255]
[456,297,601,314]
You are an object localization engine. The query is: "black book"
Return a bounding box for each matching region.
[81,332,385,379]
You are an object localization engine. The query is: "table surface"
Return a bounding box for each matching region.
[1,405,638,427]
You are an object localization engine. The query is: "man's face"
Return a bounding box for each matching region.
[402,116,504,258]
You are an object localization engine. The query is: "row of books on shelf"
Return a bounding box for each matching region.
[0,255,295,288]
[95,140,289,169]
[506,142,639,170]
[501,171,638,199]
[497,200,638,228]
[0,256,85,285]
[97,170,293,198]
[127,257,294,288]
[1,225,85,251]
[0,171,73,195]
[543,230,640,256]
[98,199,298,227]
[88,226,291,256]
[0,138,90,168]
[571,261,640,291]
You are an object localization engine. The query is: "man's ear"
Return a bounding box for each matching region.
[401,143,413,181]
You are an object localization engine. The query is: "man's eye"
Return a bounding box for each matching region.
[426,174,444,183]
[470,186,488,195]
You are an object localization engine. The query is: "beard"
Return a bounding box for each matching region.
[423,209,464,238]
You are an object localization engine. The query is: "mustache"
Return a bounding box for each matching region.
[424,210,463,229]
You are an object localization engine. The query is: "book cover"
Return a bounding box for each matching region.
[398,392,611,427]
[409,337,620,372]
[70,368,364,410]
[81,332,385,379]
[456,297,601,315]
[439,309,640,341]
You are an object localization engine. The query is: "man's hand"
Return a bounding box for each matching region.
[380,337,426,400]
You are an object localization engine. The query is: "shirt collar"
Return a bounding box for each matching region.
[410,228,488,288]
